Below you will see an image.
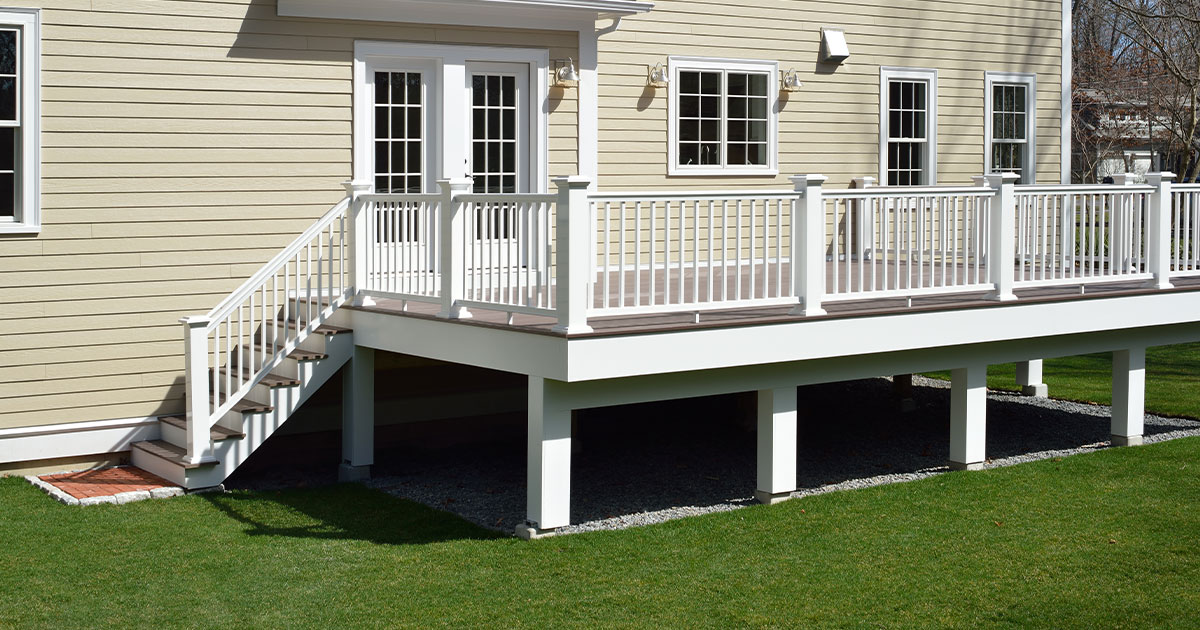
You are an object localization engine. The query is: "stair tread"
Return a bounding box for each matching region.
[131,440,216,470]
[214,366,300,387]
[234,344,328,362]
[232,397,273,413]
[280,319,352,334]
[159,416,245,441]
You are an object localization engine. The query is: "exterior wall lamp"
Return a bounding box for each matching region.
[553,58,579,87]
[780,68,803,92]
[647,62,669,88]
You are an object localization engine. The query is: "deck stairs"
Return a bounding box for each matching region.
[130,316,354,489]
[129,195,356,489]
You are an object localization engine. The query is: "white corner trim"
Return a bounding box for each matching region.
[0,7,40,235]
[0,416,161,464]
[667,56,781,177]
[1061,0,1072,184]
[879,66,938,185]
[984,71,1037,184]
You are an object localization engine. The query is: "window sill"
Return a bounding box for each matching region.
[668,167,780,177]
[0,221,41,235]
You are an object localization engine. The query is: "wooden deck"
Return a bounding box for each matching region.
[349,269,1200,338]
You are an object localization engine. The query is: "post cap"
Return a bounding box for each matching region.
[438,177,474,191]
[179,315,212,328]
[983,172,1020,187]
[553,175,593,189]
[790,174,828,191]
[851,176,876,189]
[1145,172,1176,185]
[341,180,372,194]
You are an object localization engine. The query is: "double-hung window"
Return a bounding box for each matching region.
[669,57,778,176]
[0,8,38,234]
[985,72,1036,184]
[880,67,937,186]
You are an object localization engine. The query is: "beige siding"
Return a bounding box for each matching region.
[0,0,1065,435]
[0,1,578,430]
[597,0,1065,190]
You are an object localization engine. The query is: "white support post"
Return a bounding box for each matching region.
[949,363,988,471]
[789,174,828,316]
[339,345,375,482]
[521,376,573,538]
[438,178,474,319]
[1111,347,1146,447]
[343,180,375,307]
[1015,359,1048,397]
[755,387,798,505]
[552,176,594,334]
[181,315,215,465]
[985,173,1019,302]
[1144,172,1176,290]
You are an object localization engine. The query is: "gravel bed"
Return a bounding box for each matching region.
[361,376,1200,536]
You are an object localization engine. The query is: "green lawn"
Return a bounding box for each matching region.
[3,437,1199,628]
[925,342,1200,419]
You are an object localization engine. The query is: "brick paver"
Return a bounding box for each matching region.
[39,466,175,500]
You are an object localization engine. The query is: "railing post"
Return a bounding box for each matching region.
[789,174,828,317]
[552,176,594,334]
[438,177,474,319]
[181,315,214,465]
[985,172,1019,301]
[342,180,374,307]
[1145,172,1176,290]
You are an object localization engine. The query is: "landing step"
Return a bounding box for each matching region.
[131,440,216,470]
[280,319,352,335]
[214,367,300,388]
[233,344,328,364]
[159,416,245,441]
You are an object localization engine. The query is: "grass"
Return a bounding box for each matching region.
[925,342,1200,419]
[3,436,1199,629]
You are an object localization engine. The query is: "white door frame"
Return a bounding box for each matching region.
[353,41,550,193]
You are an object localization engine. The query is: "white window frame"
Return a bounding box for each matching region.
[353,41,549,193]
[0,8,39,235]
[879,66,937,186]
[985,71,1036,184]
[668,56,779,177]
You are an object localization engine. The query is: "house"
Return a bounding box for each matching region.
[1,0,1199,538]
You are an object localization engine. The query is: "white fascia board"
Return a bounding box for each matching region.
[562,291,1200,382]
[0,416,161,464]
[279,0,653,30]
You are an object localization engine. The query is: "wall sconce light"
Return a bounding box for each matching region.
[780,69,803,93]
[647,62,669,88]
[553,58,579,88]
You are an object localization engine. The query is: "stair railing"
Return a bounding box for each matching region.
[179,194,352,464]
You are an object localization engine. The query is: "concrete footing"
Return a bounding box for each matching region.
[948,461,984,471]
[338,463,371,482]
[515,523,558,540]
[754,490,794,505]
[1020,383,1049,398]
[1110,434,1144,447]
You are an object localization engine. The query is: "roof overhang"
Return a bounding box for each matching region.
[278,0,654,30]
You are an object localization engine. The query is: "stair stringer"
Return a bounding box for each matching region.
[180,331,355,489]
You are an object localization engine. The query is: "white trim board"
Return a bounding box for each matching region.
[279,0,652,30]
[0,416,161,464]
[1061,0,1072,184]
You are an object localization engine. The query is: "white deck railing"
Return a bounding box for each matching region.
[1173,183,1200,277]
[180,196,350,464]
[360,193,442,304]
[823,186,994,301]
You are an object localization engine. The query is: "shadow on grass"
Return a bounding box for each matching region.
[201,483,504,546]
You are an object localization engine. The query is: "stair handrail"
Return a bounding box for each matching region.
[180,195,353,465]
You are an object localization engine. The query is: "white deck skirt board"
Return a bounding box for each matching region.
[0,416,161,464]
[339,289,1200,385]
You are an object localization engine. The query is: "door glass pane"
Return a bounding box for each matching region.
[471,72,519,194]
[373,70,422,194]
